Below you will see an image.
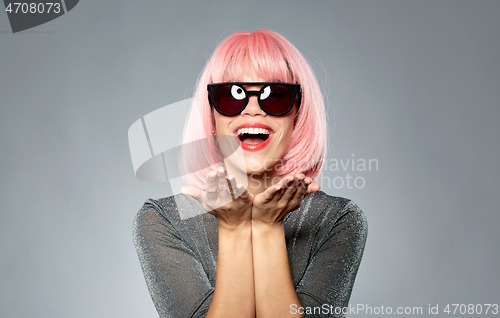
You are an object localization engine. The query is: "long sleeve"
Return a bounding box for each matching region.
[132,202,215,317]
[285,195,368,318]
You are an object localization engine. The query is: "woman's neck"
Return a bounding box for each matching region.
[245,172,281,196]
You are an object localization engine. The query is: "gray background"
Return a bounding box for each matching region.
[1,0,499,317]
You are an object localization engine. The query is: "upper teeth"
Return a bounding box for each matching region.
[236,128,270,136]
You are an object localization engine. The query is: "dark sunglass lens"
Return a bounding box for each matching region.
[260,85,294,115]
[214,85,247,115]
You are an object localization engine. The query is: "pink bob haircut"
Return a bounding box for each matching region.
[181,29,326,189]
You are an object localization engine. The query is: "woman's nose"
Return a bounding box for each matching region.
[242,95,266,116]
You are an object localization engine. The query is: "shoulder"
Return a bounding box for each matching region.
[132,196,175,248]
[315,191,367,229]
[285,191,368,238]
[294,190,366,223]
[133,194,205,226]
[317,191,368,244]
[132,196,175,234]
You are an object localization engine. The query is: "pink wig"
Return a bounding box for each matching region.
[181,29,326,189]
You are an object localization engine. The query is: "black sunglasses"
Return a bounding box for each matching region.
[207,82,301,116]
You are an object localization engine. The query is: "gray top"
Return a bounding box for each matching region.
[133,191,367,318]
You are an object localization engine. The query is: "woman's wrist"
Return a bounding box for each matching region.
[251,219,285,237]
[213,203,253,232]
[218,219,253,233]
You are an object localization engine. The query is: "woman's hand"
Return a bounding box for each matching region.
[181,167,253,230]
[182,168,256,318]
[251,173,320,226]
[251,174,319,317]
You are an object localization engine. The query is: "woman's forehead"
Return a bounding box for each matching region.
[222,59,260,81]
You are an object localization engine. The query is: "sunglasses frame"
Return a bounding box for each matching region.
[207,82,301,117]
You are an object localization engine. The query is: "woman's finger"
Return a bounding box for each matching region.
[181,185,215,213]
[292,176,311,202]
[260,183,282,203]
[277,175,297,202]
[226,175,237,199]
[205,171,218,201]
[216,167,232,202]
[235,183,252,201]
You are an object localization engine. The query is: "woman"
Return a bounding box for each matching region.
[133,29,367,318]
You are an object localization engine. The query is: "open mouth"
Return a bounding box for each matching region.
[236,128,270,144]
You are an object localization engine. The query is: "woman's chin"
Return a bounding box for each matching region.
[243,161,269,174]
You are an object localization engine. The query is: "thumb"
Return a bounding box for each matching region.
[305,182,321,196]
[180,185,205,203]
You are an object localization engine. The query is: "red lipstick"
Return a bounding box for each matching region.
[234,123,273,152]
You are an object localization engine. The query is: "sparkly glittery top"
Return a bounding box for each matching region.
[133,191,367,318]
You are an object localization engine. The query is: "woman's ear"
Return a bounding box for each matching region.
[207,94,213,108]
[211,112,216,135]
